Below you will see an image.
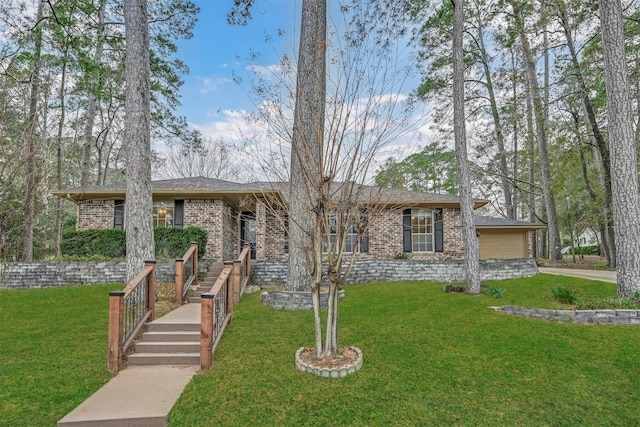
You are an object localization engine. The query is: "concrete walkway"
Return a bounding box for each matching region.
[58,303,201,427]
[538,267,617,283]
[57,365,197,427]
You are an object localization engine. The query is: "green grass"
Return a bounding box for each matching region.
[0,285,117,427]
[2,275,639,426]
[169,274,640,426]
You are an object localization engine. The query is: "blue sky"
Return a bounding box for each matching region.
[169,1,430,181]
[174,1,300,125]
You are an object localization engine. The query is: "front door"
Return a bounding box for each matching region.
[241,212,256,259]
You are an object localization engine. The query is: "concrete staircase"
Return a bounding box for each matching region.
[126,262,225,367]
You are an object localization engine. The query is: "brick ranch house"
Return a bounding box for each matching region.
[52,176,544,284]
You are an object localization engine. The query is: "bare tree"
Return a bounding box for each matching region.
[598,0,640,298]
[157,137,238,180]
[124,0,154,281]
[244,4,424,358]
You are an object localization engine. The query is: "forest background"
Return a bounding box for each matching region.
[1,0,637,267]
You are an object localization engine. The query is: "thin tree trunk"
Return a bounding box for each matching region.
[598,0,640,298]
[452,0,480,294]
[80,0,107,186]
[22,0,44,262]
[557,0,616,267]
[55,42,70,258]
[515,3,562,262]
[525,63,538,257]
[287,0,326,292]
[124,0,154,281]
[477,19,513,219]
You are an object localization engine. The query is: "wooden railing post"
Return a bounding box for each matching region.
[224,261,234,321]
[145,260,156,320]
[244,244,251,284]
[200,293,214,371]
[191,242,198,287]
[233,260,241,304]
[175,258,184,305]
[108,291,125,373]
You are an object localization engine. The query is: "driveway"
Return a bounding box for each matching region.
[538,267,616,283]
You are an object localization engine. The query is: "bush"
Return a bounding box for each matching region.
[551,286,578,305]
[565,245,601,256]
[62,229,126,259]
[154,226,207,260]
[61,227,208,260]
[576,298,639,310]
[481,285,505,298]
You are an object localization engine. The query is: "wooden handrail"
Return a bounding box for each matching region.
[108,260,156,374]
[200,264,233,370]
[175,242,198,304]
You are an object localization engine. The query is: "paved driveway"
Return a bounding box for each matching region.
[538,267,616,283]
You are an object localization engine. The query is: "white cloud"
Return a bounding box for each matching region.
[197,76,233,94]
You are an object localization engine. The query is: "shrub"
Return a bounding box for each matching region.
[62,229,126,259]
[551,286,578,305]
[576,298,639,310]
[481,285,505,298]
[393,252,409,260]
[61,227,208,260]
[154,226,207,260]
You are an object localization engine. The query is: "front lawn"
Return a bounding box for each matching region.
[170,274,640,426]
[0,285,116,427]
[1,275,638,426]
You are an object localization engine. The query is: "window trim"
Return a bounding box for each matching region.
[323,210,369,254]
[403,208,444,254]
[410,209,434,253]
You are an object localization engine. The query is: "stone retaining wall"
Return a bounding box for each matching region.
[0,260,212,290]
[261,290,345,310]
[252,258,538,287]
[500,305,640,324]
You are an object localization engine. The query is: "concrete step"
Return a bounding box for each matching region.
[141,331,200,342]
[135,341,200,353]
[127,352,199,366]
[188,296,201,304]
[147,322,199,332]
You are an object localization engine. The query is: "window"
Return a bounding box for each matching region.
[113,200,184,229]
[324,211,368,253]
[114,200,125,229]
[153,201,174,227]
[411,209,433,252]
[403,208,443,253]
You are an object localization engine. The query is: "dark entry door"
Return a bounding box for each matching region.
[241,213,256,259]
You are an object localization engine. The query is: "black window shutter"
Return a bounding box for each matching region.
[359,208,369,253]
[434,208,443,252]
[174,200,184,228]
[113,200,124,229]
[402,209,412,252]
[360,232,369,253]
[284,214,289,253]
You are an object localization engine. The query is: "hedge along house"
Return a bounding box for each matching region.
[52,176,545,282]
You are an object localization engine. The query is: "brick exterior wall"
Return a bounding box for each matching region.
[75,198,468,262]
[78,200,114,230]
[184,199,238,260]
[254,204,466,261]
[221,200,238,260]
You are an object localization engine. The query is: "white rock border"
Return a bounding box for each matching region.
[295,346,363,378]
